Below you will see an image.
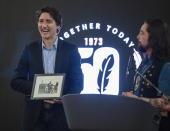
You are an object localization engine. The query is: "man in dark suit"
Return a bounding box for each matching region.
[11,6,83,131]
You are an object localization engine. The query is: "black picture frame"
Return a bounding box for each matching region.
[31,73,65,100]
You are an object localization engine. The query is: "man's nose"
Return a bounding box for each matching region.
[136,34,139,40]
[41,22,48,28]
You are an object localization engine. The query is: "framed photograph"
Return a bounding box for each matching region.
[31,73,65,100]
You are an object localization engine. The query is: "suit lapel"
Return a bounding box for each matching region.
[54,40,64,73]
[35,40,44,74]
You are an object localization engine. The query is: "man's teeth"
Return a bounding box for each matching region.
[42,30,49,32]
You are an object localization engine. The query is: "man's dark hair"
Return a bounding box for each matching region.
[36,6,62,27]
[145,18,170,63]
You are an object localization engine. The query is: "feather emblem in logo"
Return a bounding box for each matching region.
[97,54,114,94]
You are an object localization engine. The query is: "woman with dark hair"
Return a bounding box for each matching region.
[123,18,170,131]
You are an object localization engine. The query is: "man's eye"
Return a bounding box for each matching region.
[47,20,53,23]
[38,20,43,23]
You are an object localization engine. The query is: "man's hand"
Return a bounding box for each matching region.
[44,99,62,104]
[162,103,170,111]
[149,98,165,108]
[122,92,170,111]
[122,91,151,102]
[150,98,170,111]
[122,91,138,99]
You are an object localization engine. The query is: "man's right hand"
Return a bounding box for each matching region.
[44,99,62,104]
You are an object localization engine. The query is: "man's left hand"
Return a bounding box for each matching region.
[44,99,62,104]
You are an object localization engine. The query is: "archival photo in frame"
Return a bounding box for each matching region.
[31,73,65,100]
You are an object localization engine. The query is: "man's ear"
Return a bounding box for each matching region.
[56,26,61,35]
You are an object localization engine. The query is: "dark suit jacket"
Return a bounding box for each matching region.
[11,39,83,130]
